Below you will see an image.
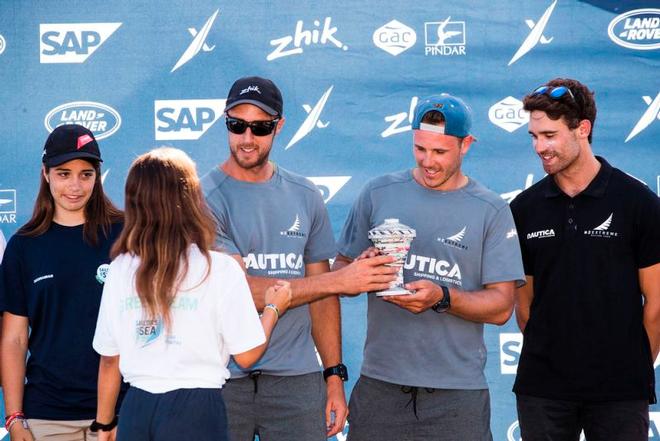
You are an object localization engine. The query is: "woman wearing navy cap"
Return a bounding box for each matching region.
[0,124,123,441]
[92,147,290,441]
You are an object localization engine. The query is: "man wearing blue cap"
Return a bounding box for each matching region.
[334,93,525,440]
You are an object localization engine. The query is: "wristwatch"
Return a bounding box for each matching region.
[89,416,119,432]
[323,363,348,382]
[431,285,451,313]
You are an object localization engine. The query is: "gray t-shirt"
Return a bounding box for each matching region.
[337,170,524,389]
[202,165,337,377]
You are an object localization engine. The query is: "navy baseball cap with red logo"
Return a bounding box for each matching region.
[42,124,102,167]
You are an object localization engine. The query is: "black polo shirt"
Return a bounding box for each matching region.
[510,156,660,402]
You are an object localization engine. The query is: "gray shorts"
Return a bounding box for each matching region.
[222,371,326,441]
[347,375,493,441]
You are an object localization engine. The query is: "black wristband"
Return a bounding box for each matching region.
[323,363,348,382]
[89,416,118,432]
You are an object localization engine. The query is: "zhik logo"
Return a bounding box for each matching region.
[381,96,419,138]
[508,0,556,66]
[0,189,17,224]
[40,23,122,63]
[424,17,466,56]
[373,20,416,56]
[286,86,333,150]
[154,99,226,141]
[307,176,351,203]
[489,96,529,132]
[267,17,348,61]
[171,9,219,73]
[626,92,660,142]
[500,333,523,374]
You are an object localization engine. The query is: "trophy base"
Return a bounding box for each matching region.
[376,287,413,297]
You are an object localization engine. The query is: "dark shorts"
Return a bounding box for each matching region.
[516,394,649,441]
[117,386,228,441]
[222,372,326,441]
[347,375,492,441]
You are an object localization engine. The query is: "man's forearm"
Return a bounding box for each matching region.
[247,272,344,310]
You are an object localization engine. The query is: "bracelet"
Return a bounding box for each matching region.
[89,415,119,432]
[263,303,280,319]
[5,414,28,431]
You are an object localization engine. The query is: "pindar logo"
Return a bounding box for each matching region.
[372,20,416,56]
[45,102,121,141]
[40,23,122,63]
[608,9,660,50]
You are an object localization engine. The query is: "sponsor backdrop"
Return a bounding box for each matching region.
[0,0,658,439]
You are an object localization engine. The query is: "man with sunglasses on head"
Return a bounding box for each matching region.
[333,93,525,441]
[201,76,397,441]
[511,77,660,441]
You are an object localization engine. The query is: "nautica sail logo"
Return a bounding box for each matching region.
[584,213,618,237]
[280,214,306,238]
[439,226,468,250]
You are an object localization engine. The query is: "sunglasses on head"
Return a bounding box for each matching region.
[225,115,280,136]
[532,85,576,101]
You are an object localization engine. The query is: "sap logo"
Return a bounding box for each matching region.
[45,101,121,140]
[509,0,556,66]
[489,97,529,133]
[608,9,660,51]
[501,174,535,203]
[424,17,466,56]
[40,23,121,63]
[0,189,17,224]
[373,20,416,56]
[307,176,351,204]
[626,92,660,142]
[0,34,6,55]
[154,99,226,141]
[268,17,348,61]
[171,9,219,73]
[286,86,333,150]
[500,333,522,374]
[381,96,419,138]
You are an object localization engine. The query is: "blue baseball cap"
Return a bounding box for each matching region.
[412,93,474,138]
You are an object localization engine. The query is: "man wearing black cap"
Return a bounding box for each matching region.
[511,77,660,440]
[202,76,396,440]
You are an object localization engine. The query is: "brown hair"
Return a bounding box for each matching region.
[111,147,217,330]
[18,161,123,246]
[523,78,597,143]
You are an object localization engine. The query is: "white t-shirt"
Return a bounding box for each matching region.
[93,246,265,393]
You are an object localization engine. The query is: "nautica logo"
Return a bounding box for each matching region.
[286,86,332,150]
[509,0,556,66]
[280,214,306,238]
[527,229,555,239]
[584,213,618,238]
[439,226,468,250]
[241,85,261,95]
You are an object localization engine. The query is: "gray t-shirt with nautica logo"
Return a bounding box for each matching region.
[337,170,524,389]
[202,165,336,377]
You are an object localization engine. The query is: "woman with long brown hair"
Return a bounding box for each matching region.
[92,147,290,441]
[0,124,123,441]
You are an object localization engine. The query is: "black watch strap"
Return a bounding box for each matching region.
[431,285,451,313]
[89,416,118,432]
[323,363,348,382]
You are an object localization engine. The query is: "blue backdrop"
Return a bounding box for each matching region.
[0,1,659,439]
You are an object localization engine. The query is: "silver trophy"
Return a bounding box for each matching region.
[368,218,416,296]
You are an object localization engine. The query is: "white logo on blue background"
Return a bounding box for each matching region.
[171,9,219,73]
[508,0,556,66]
[267,17,348,61]
[0,189,17,224]
[626,92,660,142]
[45,101,121,141]
[424,17,466,56]
[40,23,122,63]
[154,99,226,141]
[307,176,351,203]
[286,86,333,150]
[608,9,660,51]
[373,20,416,56]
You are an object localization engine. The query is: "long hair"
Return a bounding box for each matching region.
[18,161,123,246]
[111,147,217,330]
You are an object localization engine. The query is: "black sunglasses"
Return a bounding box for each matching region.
[225,115,280,136]
[531,85,576,101]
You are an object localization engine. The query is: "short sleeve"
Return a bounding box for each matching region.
[336,185,374,259]
[0,236,29,316]
[206,195,240,255]
[481,205,526,287]
[218,258,265,355]
[303,189,337,264]
[634,189,660,269]
[509,196,534,277]
[93,261,121,356]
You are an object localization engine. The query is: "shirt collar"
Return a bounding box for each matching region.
[544,156,613,199]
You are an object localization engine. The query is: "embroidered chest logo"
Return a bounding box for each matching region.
[280,214,307,238]
[438,226,468,250]
[584,213,618,238]
[526,229,555,239]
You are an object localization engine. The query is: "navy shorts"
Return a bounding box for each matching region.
[117,386,228,441]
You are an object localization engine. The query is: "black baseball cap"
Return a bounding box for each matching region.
[43,124,102,167]
[225,76,283,116]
